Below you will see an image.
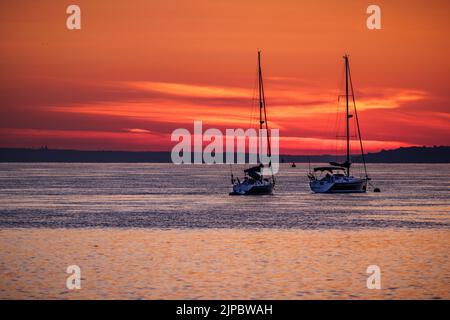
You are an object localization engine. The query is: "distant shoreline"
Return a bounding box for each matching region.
[0,146,449,163]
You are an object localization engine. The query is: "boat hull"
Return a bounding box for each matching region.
[230,181,274,196]
[309,177,367,193]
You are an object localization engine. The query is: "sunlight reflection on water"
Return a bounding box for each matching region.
[0,228,448,299]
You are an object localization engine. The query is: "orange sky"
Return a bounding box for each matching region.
[0,0,449,154]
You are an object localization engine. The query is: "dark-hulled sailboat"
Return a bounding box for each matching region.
[230,51,275,195]
[308,55,372,193]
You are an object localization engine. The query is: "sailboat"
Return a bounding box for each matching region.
[230,51,275,195]
[308,55,373,193]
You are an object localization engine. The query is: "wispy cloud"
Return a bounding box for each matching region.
[124,128,153,134]
[127,81,251,99]
[354,88,428,111]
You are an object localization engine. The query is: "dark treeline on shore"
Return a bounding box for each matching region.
[0,146,449,163]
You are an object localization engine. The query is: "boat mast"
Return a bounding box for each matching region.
[258,52,272,159]
[257,50,274,181]
[258,50,263,162]
[344,55,350,177]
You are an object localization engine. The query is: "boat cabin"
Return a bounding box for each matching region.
[309,166,346,181]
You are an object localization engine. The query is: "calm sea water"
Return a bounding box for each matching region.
[0,163,449,299]
[0,163,448,229]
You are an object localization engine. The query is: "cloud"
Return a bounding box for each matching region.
[128,81,251,99]
[4,77,444,153]
[124,128,152,134]
[354,88,428,111]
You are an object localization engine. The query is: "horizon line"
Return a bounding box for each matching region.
[0,145,448,157]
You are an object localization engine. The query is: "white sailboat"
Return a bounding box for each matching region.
[308,55,377,193]
[230,51,275,195]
